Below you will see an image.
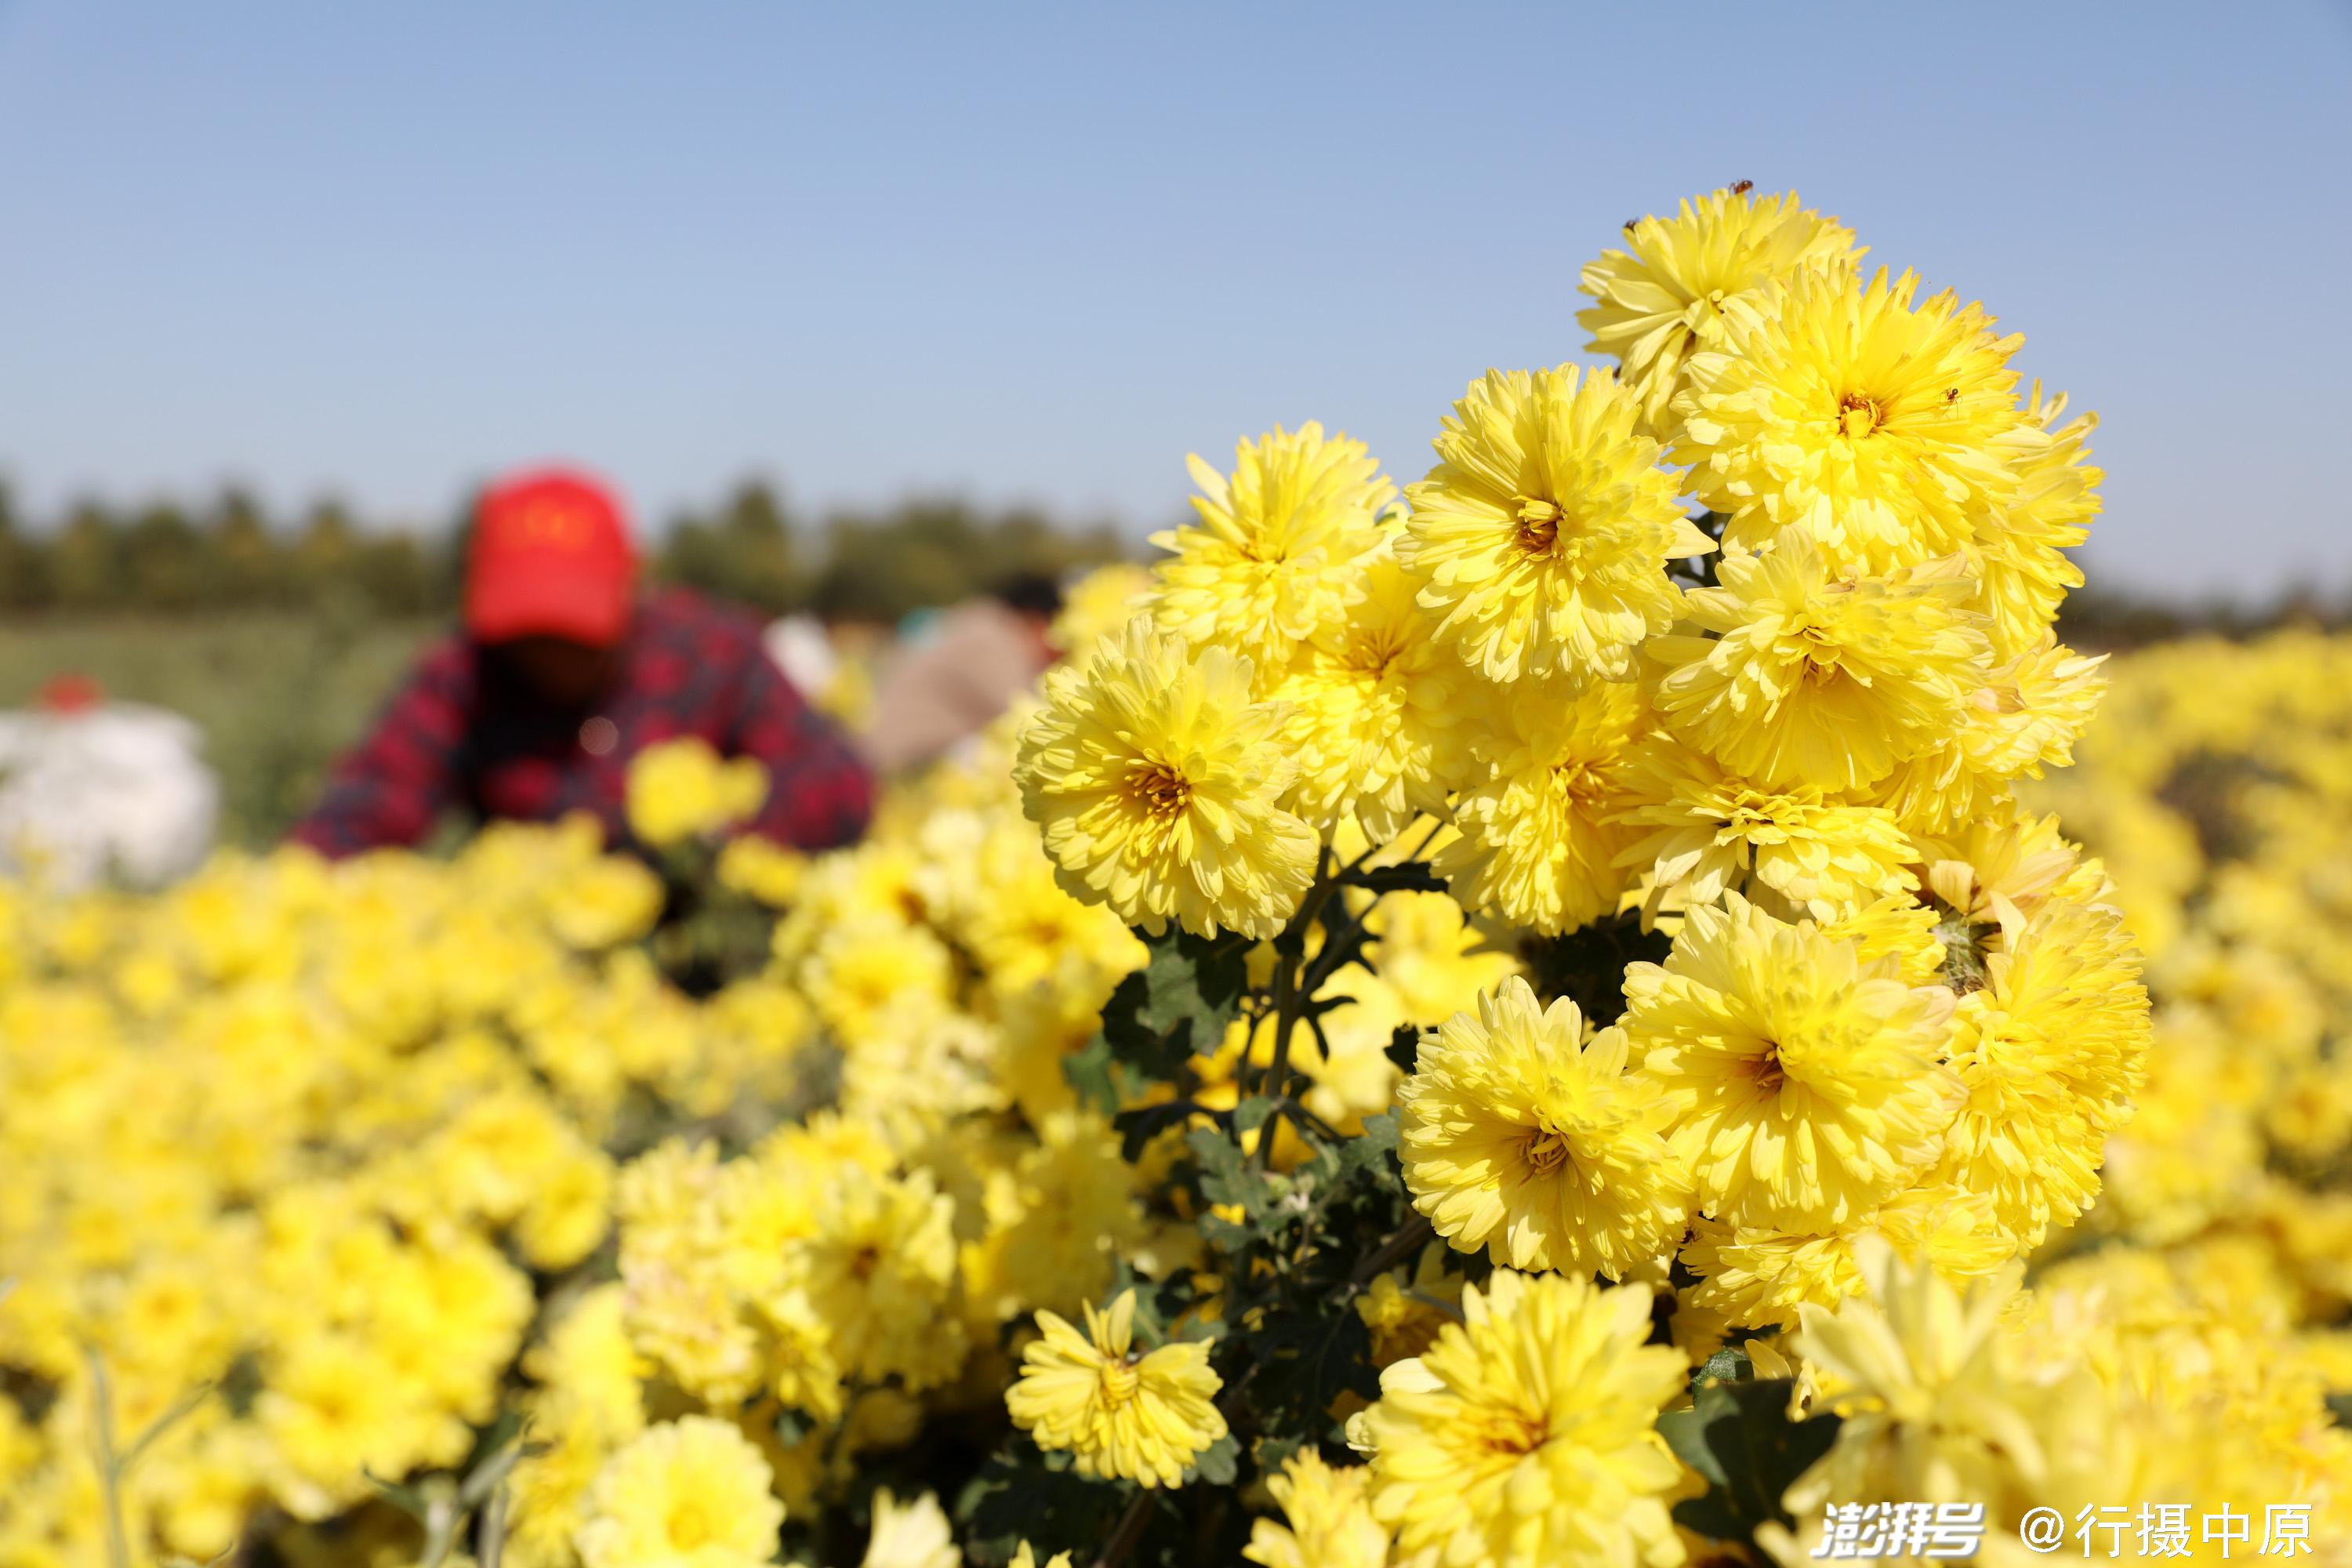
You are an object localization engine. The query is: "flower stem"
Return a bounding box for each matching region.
[85,1347,129,1568]
[1094,1486,1156,1568]
[1349,1214,1435,1289]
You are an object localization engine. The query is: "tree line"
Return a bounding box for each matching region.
[0,479,2336,646]
[0,481,1133,623]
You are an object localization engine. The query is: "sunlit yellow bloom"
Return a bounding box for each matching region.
[1362,884,1522,1025]
[1399,365,1711,682]
[1356,1246,1465,1369]
[1973,384,2103,661]
[859,1488,959,1568]
[1624,894,1962,1230]
[1934,891,2151,1247]
[1246,1450,1392,1568]
[575,1415,785,1568]
[1679,1181,2014,1331]
[1647,527,1991,792]
[1673,266,2038,572]
[1004,1289,1226,1488]
[626,736,768,848]
[1578,186,1860,437]
[1052,561,1156,662]
[714,834,806,907]
[1762,1242,2067,1566]
[1871,640,2107,835]
[1014,619,1316,939]
[1363,1270,1687,1568]
[1613,738,1915,921]
[1148,422,1394,674]
[1436,679,1645,934]
[1275,547,1472,841]
[1399,977,1691,1276]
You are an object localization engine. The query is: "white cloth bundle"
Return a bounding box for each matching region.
[0,702,220,891]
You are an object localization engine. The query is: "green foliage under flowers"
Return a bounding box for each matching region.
[960,845,1840,1568]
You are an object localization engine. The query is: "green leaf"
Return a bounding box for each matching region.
[1198,1210,1251,1252]
[1062,1033,1120,1116]
[1657,1379,1841,1543]
[1187,1127,1263,1218]
[1657,1392,1730,1488]
[1341,1112,1399,1169]
[1232,1095,1278,1135]
[1695,1345,1751,1388]
[2328,1393,2352,1428]
[959,1443,1126,1559]
[1091,926,1252,1091]
[1189,1432,1241,1486]
[1247,1301,1380,1434]
[1112,1098,1200,1163]
[1254,1432,1306,1477]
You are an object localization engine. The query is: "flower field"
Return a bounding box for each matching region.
[4,187,2348,1567]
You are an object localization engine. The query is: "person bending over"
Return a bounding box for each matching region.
[292,467,872,857]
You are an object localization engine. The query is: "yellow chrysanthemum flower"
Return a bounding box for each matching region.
[1014,618,1317,939]
[1362,1269,1687,1568]
[713,833,805,907]
[1933,891,2151,1247]
[1820,894,1950,989]
[1646,527,1991,792]
[1613,738,1916,921]
[1972,383,2102,662]
[1147,422,1394,675]
[1623,894,1962,1230]
[1051,561,1156,662]
[860,1488,959,1568]
[1399,976,1692,1276]
[1010,1547,1074,1568]
[1004,1288,1226,1488]
[1274,548,1472,842]
[1760,1241,2067,1568]
[626,736,768,848]
[1672,266,2038,572]
[1362,884,1523,1026]
[1436,679,1644,934]
[1246,1450,1392,1568]
[792,1162,966,1393]
[1578,186,1860,437]
[575,1416,785,1568]
[1399,365,1712,683]
[1356,1245,1465,1369]
[1868,637,2107,835]
[1679,1181,2016,1332]
[1679,1214,1864,1335]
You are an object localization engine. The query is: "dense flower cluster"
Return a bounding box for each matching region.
[2028,630,2352,1382]
[1020,183,2145,1331]
[3,187,2339,1568]
[0,721,1160,1563]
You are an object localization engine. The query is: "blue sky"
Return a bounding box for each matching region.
[2,1,2347,596]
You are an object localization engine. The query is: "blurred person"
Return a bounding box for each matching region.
[0,673,220,891]
[292,467,871,857]
[859,572,1063,773]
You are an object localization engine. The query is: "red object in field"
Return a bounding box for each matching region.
[463,468,639,647]
[38,673,104,713]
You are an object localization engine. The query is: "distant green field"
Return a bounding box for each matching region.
[0,614,437,847]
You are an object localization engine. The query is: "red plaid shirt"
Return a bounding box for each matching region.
[292,588,872,857]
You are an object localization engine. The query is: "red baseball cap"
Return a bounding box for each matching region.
[465,467,638,645]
